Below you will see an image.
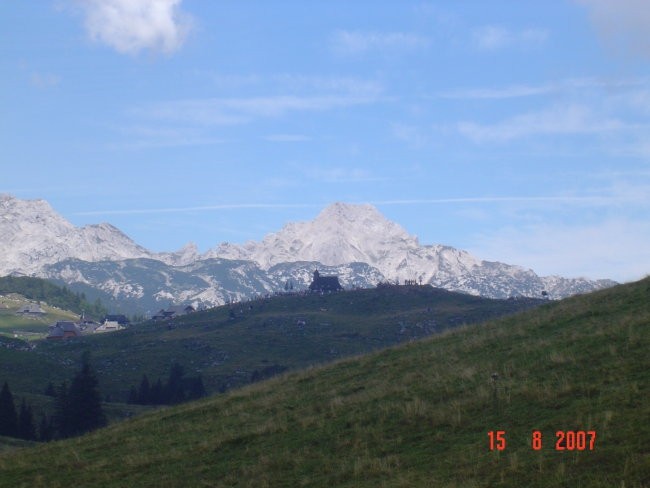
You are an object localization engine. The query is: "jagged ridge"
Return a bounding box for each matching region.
[0,195,616,313]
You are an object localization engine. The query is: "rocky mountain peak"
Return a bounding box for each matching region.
[0,194,151,275]
[1,195,617,305]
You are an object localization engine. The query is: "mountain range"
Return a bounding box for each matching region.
[0,194,616,314]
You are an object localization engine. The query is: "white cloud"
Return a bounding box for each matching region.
[301,166,384,183]
[471,219,650,282]
[263,134,311,142]
[440,83,552,100]
[74,203,319,216]
[391,123,429,147]
[208,73,384,98]
[331,30,429,55]
[456,104,624,142]
[473,26,548,51]
[112,125,224,149]
[77,0,192,55]
[271,75,384,98]
[578,0,650,59]
[30,72,61,88]
[439,77,648,100]
[136,94,380,125]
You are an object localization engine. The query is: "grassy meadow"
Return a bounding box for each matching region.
[0,278,647,486]
[0,285,541,401]
[0,294,79,339]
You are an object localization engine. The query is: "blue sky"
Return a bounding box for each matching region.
[1,1,649,282]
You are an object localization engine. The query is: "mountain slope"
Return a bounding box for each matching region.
[208,202,616,298]
[0,194,151,275]
[1,195,616,306]
[0,285,542,400]
[1,278,647,487]
[0,294,79,338]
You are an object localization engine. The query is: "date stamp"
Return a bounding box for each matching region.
[488,430,596,451]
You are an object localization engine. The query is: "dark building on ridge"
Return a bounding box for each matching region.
[308,270,343,293]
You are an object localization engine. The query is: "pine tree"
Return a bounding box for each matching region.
[138,375,151,404]
[44,382,56,397]
[53,381,71,438]
[150,378,164,405]
[186,375,207,400]
[67,353,106,436]
[165,362,186,405]
[39,415,54,442]
[0,382,18,437]
[18,399,36,441]
[127,386,138,404]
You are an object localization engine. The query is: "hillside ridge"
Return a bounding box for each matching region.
[0,277,647,487]
[0,195,617,314]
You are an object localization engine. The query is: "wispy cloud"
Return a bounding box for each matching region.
[74,203,320,216]
[440,83,552,100]
[30,72,61,88]
[74,0,192,55]
[270,75,384,98]
[370,195,621,206]
[111,125,225,149]
[331,30,429,55]
[456,104,625,142]
[263,134,311,142]
[73,195,599,216]
[471,218,650,282]
[391,123,429,148]
[438,77,647,100]
[577,0,650,59]
[473,26,548,51]
[135,94,381,126]
[302,166,386,183]
[208,73,384,98]
[73,191,638,217]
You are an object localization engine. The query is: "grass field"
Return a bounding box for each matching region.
[0,285,541,402]
[0,278,647,487]
[0,294,79,339]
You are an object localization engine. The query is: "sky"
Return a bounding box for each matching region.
[1,0,649,283]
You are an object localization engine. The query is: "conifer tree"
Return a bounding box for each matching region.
[127,386,138,404]
[44,382,56,397]
[18,399,36,441]
[150,378,164,405]
[186,375,206,400]
[165,362,186,405]
[53,381,72,438]
[39,415,54,442]
[0,382,18,437]
[67,352,106,436]
[138,375,151,404]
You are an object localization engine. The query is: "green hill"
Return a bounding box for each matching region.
[0,293,80,340]
[0,285,541,401]
[0,279,647,487]
[0,276,107,321]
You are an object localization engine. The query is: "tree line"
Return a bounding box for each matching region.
[0,383,37,441]
[128,362,206,406]
[0,352,106,442]
[0,276,107,319]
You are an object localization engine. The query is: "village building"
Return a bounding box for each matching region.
[103,314,130,327]
[152,305,195,321]
[46,321,82,340]
[93,319,124,333]
[16,303,46,316]
[308,270,343,293]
